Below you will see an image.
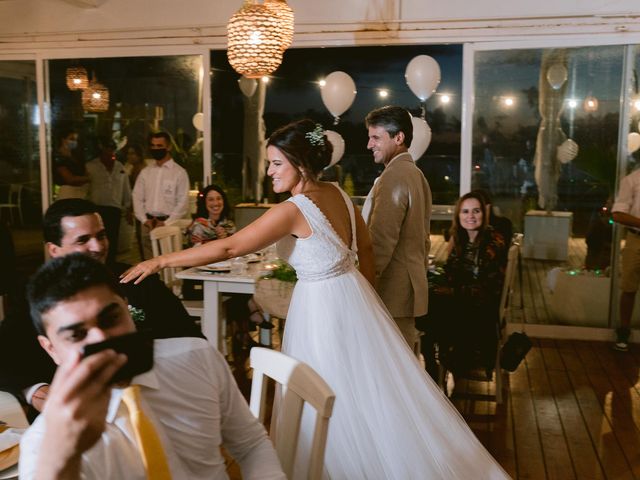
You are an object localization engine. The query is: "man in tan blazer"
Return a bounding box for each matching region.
[363,105,432,348]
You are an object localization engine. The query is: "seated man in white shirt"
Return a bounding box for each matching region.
[20,253,285,480]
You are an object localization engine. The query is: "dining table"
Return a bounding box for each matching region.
[176,261,263,352]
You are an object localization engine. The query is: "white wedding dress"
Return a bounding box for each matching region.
[276,188,510,479]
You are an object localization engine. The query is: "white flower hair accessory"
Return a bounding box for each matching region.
[305,124,325,146]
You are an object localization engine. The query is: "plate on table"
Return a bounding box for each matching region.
[197,261,232,273]
[244,253,262,263]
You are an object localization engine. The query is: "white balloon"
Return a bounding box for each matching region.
[629,132,640,153]
[320,71,356,121]
[324,130,345,168]
[405,55,441,102]
[546,64,568,90]
[238,76,258,97]
[408,116,432,161]
[192,112,204,131]
[557,138,578,164]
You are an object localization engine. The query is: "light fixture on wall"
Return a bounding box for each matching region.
[226,0,294,78]
[66,66,88,91]
[82,77,109,112]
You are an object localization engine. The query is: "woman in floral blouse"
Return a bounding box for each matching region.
[436,191,508,377]
[188,184,236,245]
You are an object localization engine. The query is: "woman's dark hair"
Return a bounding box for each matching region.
[195,184,230,221]
[125,143,144,161]
[450,191,488,256]
[267,119,333,178]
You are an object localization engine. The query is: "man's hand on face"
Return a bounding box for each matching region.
[36,349,126,479]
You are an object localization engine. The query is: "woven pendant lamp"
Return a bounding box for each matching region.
[264,0,294,50]
[227,0,285,78]
[66,66,89,91]
[82,79,109,112]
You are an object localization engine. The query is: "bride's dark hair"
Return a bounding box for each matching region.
[267,119,333,178]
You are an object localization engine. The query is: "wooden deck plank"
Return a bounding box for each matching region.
[573,341,637,479]
[527,339,577,479]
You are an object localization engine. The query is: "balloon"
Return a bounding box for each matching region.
[405,55,441,102]
[238,76,258,97]
[546,64,568,90]
[192,113,204,131]
[324,130,345,168]
[629,132,640,153]
[320,71,356,123]
[557,138,578,164]
[408,116,432,161]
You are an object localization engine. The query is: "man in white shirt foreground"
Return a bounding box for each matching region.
[132,131,190,259]
[20,254,285,480]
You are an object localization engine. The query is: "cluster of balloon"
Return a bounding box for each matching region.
[238,76,258,97]
[546,64,568,90]
[324,130,345,168]
[556,138,578,164]
[320,71,357,125]
[629,132,640,154]
[405,55,441,161]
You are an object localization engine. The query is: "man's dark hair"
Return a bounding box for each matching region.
[27,253,125,336]
[149,131,172,146]
[43,199,99,246]
[365,105,413,147]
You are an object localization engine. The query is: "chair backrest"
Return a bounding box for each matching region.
[499,242,520,324]
[149,225,183,291]
[8,184,22,201]
[249,347,335,480]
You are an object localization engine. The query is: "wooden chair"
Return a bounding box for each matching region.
[0,184,23,226]
[149,225,204,320]
[249,347,335,480]
[0,391,28,428]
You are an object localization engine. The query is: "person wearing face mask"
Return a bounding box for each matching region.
[86,136,132,264]
[53,126,90,200]
[132,131,190,259]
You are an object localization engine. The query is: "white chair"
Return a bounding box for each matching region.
[149,226,204,320]
[249,347,335,480]
[0,391,28,428]
[0,184,23,226]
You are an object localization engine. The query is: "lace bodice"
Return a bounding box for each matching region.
[276,188,357,282]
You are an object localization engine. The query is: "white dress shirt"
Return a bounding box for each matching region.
[86,158,132,210]
[613,168,640,219]
[19,338,285,480]
[132,159,190,225]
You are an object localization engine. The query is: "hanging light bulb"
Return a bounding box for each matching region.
[66,66,88,91]
[227,0,285,79]
[264,0,294,50]
[583,95,599,113]
[82,78,109,112]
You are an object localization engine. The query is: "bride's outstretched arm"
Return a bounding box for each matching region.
[354,208,375,286]
[121,202,306,284]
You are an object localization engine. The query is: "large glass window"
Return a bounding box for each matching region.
[0,60,41,289]
[211,45,463,207]
[473,45,624,327]
[48,55,204,199]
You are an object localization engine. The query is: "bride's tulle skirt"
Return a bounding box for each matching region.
[281,268,510,479]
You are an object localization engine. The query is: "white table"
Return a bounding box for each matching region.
[176,264,261,351]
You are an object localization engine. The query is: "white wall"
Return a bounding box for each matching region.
[1,0,640,52]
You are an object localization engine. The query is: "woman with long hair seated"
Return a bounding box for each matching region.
[437,191,509,378]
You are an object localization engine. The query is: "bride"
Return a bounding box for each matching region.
[121,119,509,479]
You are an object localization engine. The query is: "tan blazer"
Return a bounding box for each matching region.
[365,152,432,317]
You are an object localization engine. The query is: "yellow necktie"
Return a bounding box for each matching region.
[121,385,172,479]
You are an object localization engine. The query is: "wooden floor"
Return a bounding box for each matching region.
[225,336,640,479]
